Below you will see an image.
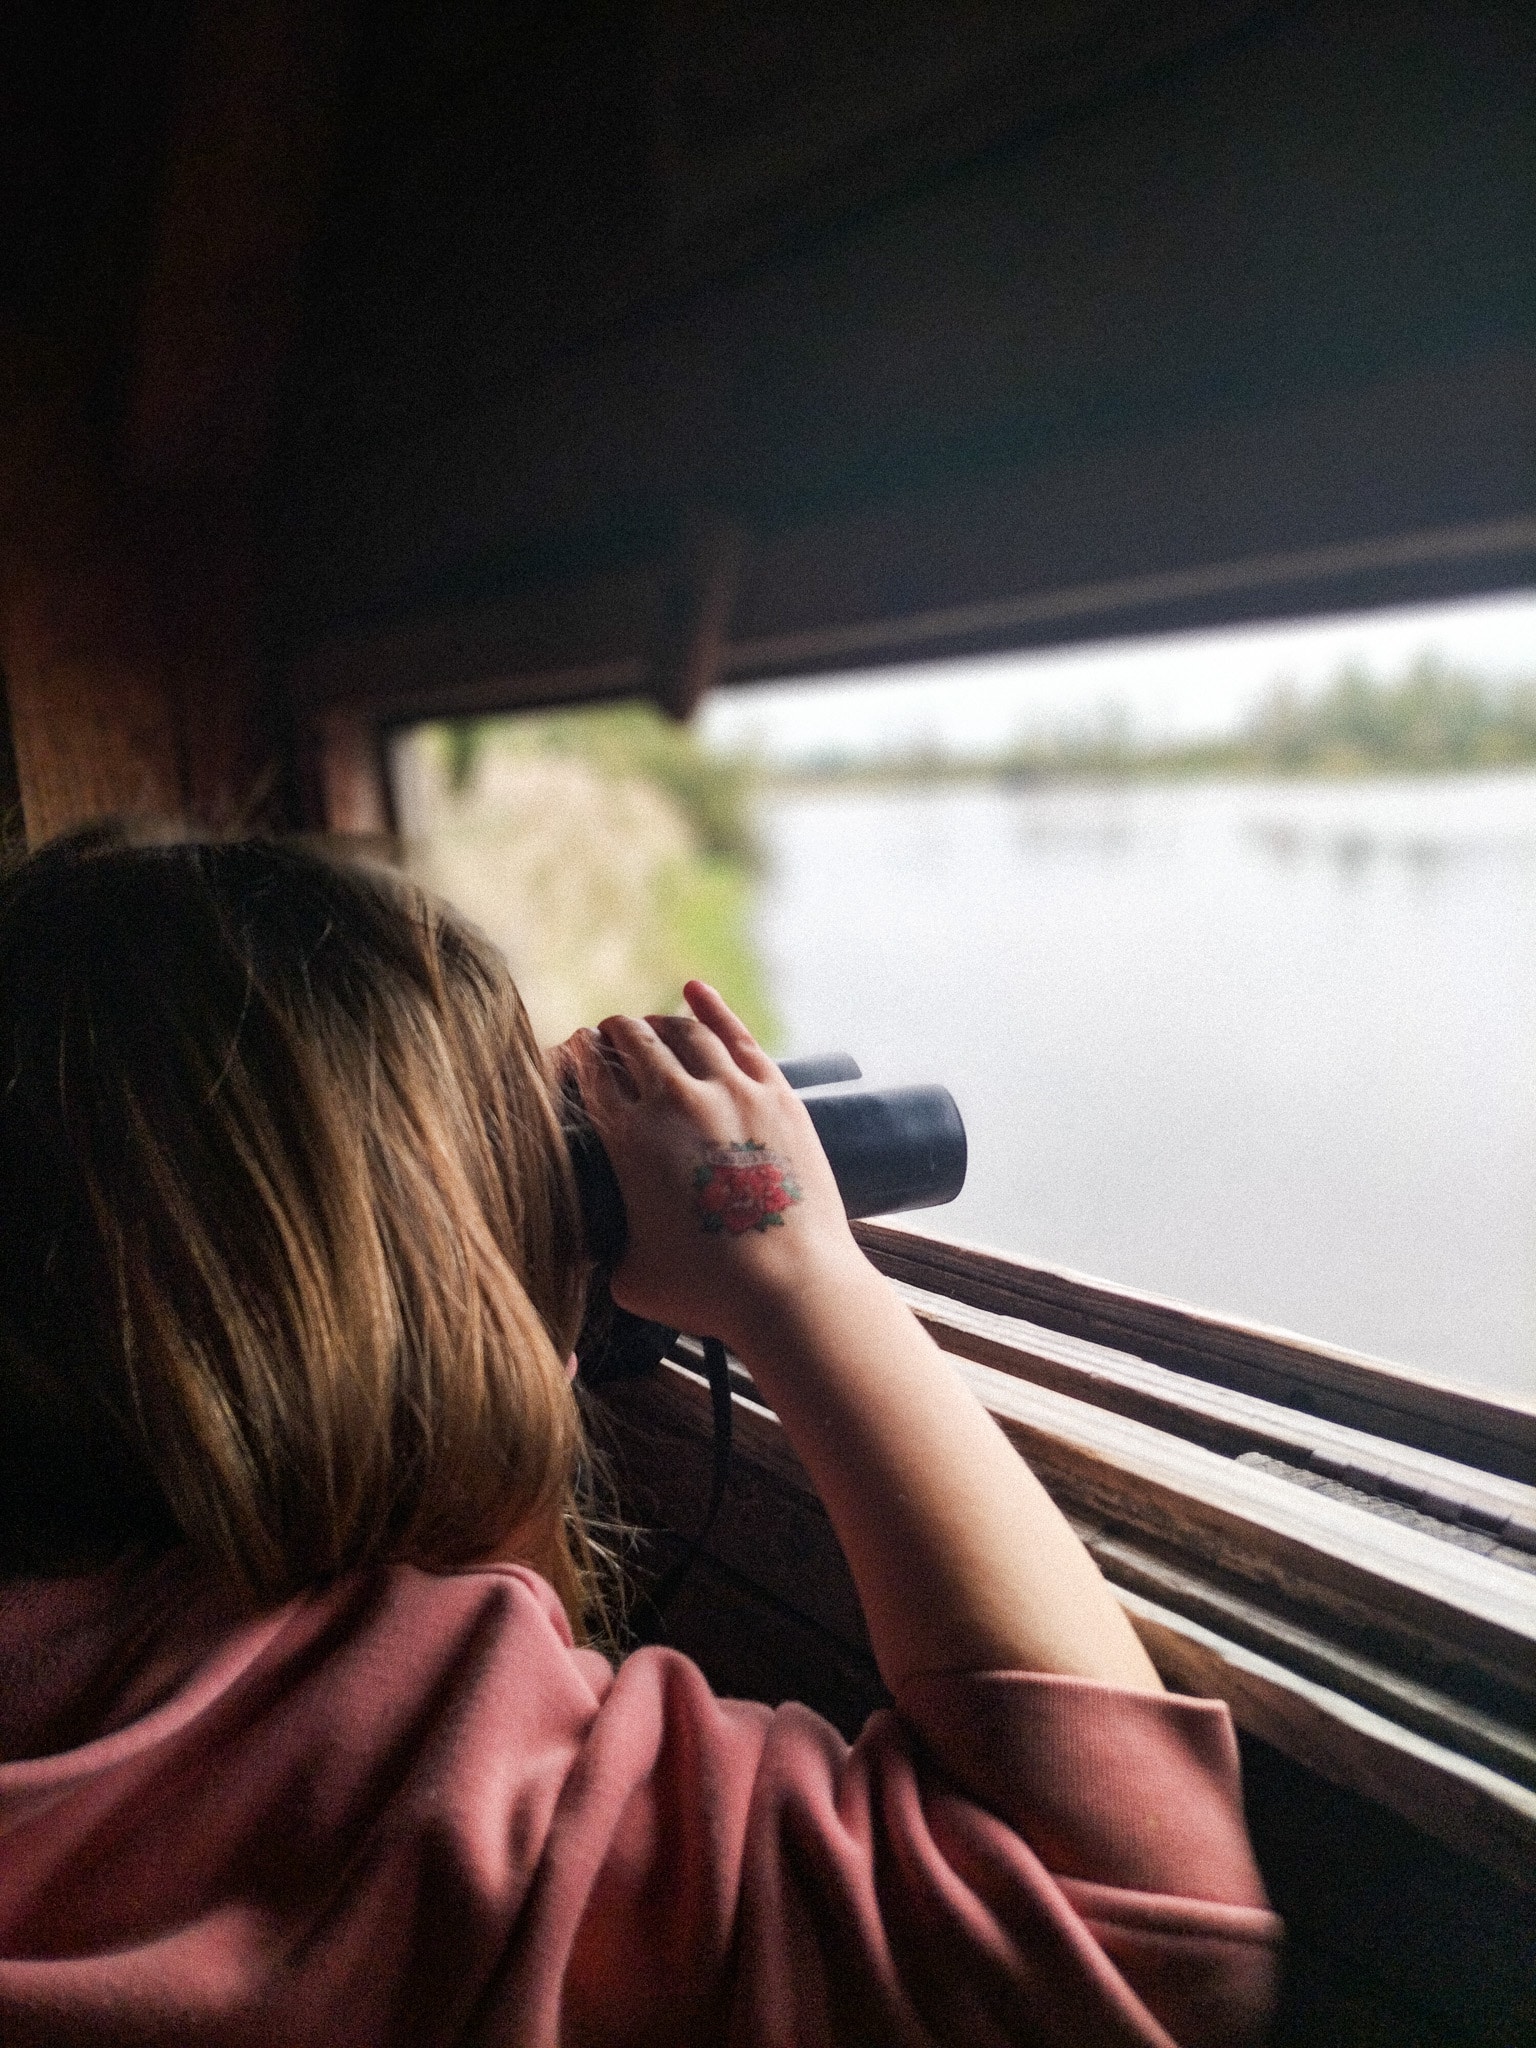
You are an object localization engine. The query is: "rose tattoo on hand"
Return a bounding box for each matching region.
[693,1141,804,1235]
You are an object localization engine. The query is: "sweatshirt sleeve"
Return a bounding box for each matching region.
[539,1637,1281,2048]
[890,1667,1282,2048]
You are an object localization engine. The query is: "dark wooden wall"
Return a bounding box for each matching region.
[0,0,341,840]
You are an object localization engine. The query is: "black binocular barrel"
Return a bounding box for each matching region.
[801,1084,967,1219]
[776,1052,862,1089]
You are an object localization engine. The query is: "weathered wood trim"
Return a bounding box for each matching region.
[1119,1585,1536,1893]
[854,1223,1536,1484]
[1086,1534,1536,1790]
[669,1342,1536,1706]
[959,1355,1535,1696]
[607,1358,1536,1885]
[689,1335,1536,1785]
[890,1280,1536,1549]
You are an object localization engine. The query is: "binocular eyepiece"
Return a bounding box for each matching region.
[567,1056,967,1384]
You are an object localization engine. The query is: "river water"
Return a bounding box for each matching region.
[755,771,1536,1398]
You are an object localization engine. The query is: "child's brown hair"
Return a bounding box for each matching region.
[0,831,604,1630]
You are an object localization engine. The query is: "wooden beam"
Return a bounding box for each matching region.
[650,516,746,721]
[117,0,346,832]
[0,664,24,856]
[723,355,1536,680]
[279,355,1536,729]
[0,424,294,843]
[889,1279,1536,1548]
[124,0,344,493]
[296,708,395,839]
[855,1223,1536,1485]
[731,507,1536,686]
[0,0,343,844]
[0,455,187,843]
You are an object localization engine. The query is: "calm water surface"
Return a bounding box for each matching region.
[756,772,1536,1398]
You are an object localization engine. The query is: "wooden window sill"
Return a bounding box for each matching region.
[599,1225,1536,1890]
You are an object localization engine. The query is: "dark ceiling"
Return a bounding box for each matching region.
[5,0,1533,716]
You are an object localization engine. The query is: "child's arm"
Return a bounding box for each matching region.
[567,985,1160,1695]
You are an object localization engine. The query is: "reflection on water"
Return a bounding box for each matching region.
[1241,783,1536,874]
[756,770,1536,1398]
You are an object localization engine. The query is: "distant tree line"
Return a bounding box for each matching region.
[1231,658,1536,776]
[768,657,1536,787]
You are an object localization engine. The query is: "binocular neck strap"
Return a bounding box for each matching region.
[638,1335,734,1630]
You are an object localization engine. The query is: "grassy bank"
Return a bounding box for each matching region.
[402,706,777,1047]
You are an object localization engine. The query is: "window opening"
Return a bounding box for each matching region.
[390,590,1536,1401]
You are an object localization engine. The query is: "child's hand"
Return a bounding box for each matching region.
[566,988,1166,1700]
[563,983,860,1346]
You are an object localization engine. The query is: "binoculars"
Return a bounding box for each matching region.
[567,1055,967,1384]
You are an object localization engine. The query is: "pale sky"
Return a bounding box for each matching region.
[700,590,1536,763]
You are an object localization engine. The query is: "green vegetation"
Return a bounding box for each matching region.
[417,658,1532,1045]
[426,704,775,1045]
[657,855,777,1046]
[443,705,760,862]
[773,658,1536,789]
[1237,659,1536,776]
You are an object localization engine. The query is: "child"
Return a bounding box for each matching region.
[0,833,1279,2045]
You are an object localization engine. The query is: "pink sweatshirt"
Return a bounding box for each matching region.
[0,1554,1280,2046]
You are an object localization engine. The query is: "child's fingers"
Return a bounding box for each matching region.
[644,1013,737,1084]
[683,981,776,1081]
[597,1013,695,1098]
